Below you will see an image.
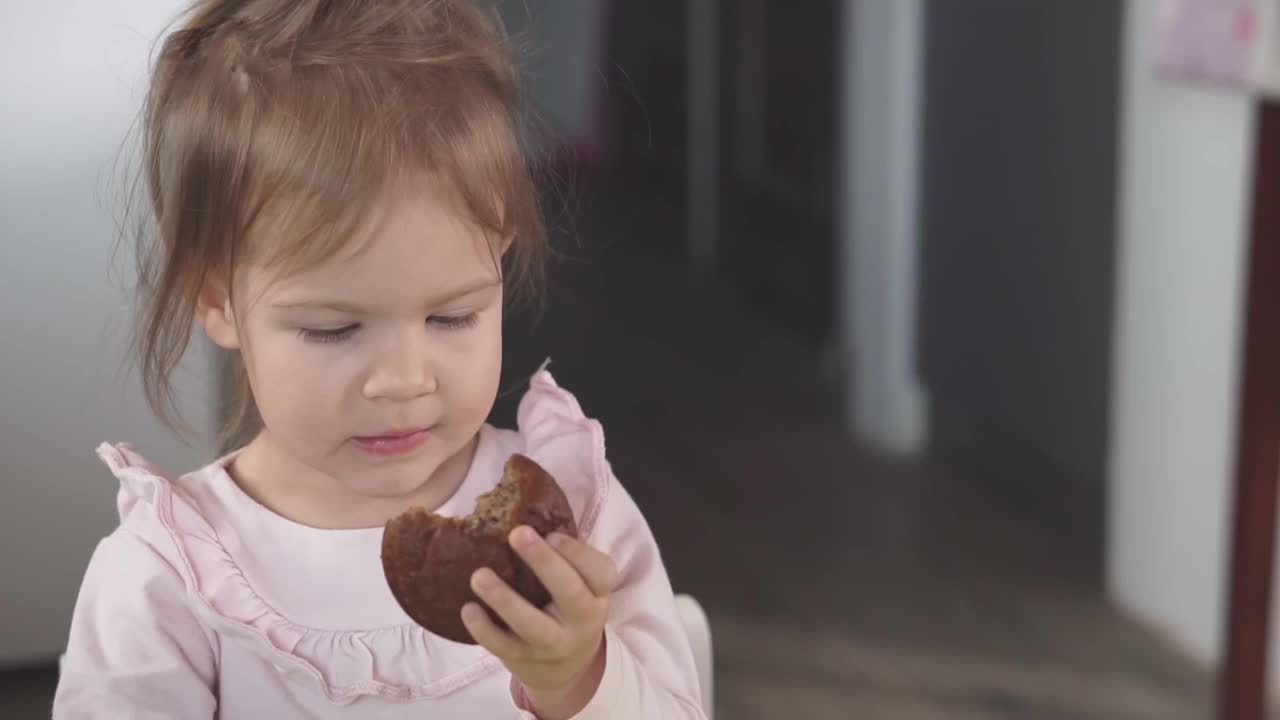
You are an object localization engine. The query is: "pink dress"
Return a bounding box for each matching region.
[52,370,706,718]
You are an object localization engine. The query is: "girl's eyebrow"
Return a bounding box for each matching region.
[271,299,368,314]
[271,278,500,313]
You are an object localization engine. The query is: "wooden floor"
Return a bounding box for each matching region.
[1,191,1229,719]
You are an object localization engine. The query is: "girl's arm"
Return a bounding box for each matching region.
[53,530,218,719]
[512,479,708,720]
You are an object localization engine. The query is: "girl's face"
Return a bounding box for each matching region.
[201,183,504,510]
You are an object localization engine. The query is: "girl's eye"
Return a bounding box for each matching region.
[429,313,480,331]
[299,324,360,343]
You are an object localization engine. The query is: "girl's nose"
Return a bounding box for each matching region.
[363,329,438,401]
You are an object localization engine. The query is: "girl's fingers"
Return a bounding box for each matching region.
[461,601,528,659]
[509,527,600,622]
[470,568,565,650]
[545,533,619,598]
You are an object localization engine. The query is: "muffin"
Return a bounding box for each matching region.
[381,453,578,644]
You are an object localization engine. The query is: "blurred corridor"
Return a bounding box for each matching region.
[486,181,1218,718]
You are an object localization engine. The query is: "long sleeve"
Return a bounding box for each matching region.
[514,478,707,720]
[53,529,219,719]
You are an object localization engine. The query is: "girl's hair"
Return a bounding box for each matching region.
[128,0,547,444]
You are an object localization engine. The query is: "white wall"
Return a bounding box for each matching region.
[838,0,929,456]
[1107,0,1256,675]
[0,2,217,664]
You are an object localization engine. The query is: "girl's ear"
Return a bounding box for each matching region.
[195,278,242,350]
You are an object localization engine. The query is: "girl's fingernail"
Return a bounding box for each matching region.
[512,526,537,548]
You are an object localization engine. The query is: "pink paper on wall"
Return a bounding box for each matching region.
[1153,0,1260,87]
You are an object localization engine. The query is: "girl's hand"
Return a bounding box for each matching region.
[463,526,619,720]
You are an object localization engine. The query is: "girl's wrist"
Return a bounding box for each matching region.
[524,637,607,720]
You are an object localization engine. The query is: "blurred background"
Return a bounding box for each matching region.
[3,0,1279,718]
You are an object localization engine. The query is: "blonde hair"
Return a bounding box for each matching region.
[127,0,547,444]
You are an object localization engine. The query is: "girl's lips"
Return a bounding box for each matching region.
[353,429,430,456]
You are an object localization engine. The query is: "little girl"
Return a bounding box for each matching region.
[52,1,704,718]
